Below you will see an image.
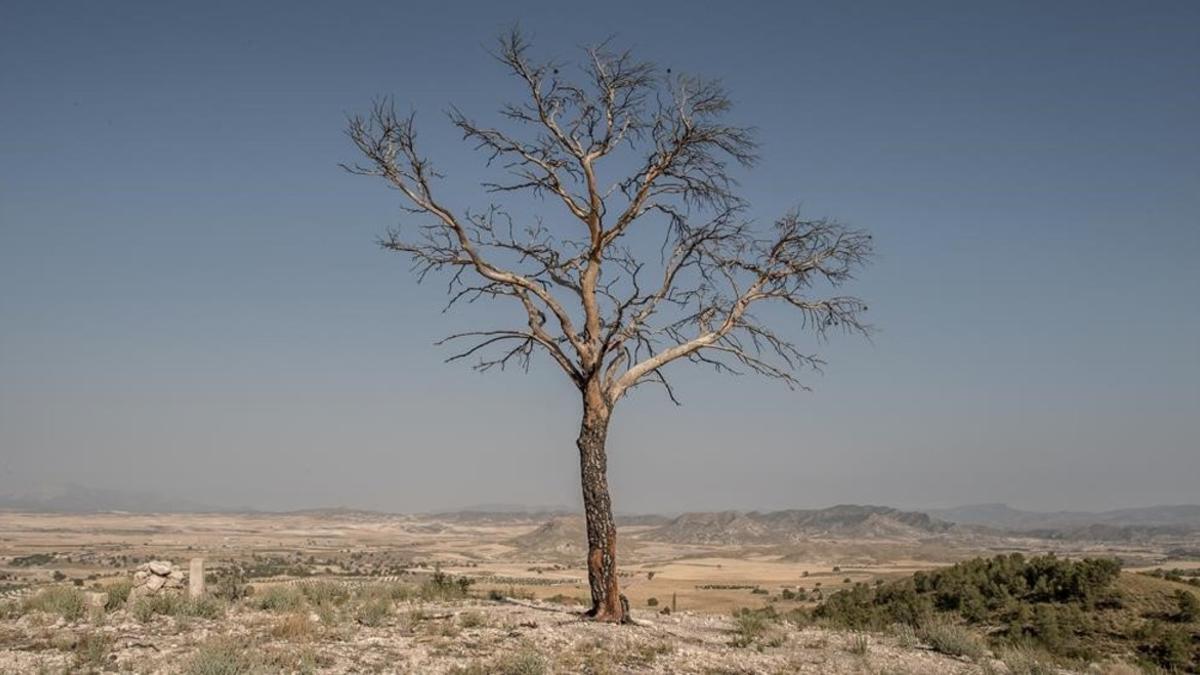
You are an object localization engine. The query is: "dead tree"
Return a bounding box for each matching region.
[344,31,872,623]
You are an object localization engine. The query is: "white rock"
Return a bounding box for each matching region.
[145,575,167,591]
[149,561,173,576]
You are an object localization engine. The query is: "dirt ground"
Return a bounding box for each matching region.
[1,510,1191,673]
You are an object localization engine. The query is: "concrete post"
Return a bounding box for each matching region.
[189,558,205,599]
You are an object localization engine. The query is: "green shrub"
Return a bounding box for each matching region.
[890,622,918,648]
[1139,623,1195,672]
[816,552,1124,658]
[254,585,304,612]
[299,580,349,607]
[646,597,659,607]
[132,594,224,622]
[1174,589,1199,623]
[182,637,261,675]
[419,568,472,601]
[11,553,55,567]
[104,578,133,611]
[187,596,226,619]
[24,586,86,620]
[491,645,547,675]
[211,573,251,602]
[729,608,785,648]
[918,620,988,659]
[73,631,113,669]
[998,645,1058,675]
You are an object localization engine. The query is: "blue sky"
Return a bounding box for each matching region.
[1,1,1197,512]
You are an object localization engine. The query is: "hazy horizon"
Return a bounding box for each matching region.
[3,1,1197,515]
[2,479,1198,517]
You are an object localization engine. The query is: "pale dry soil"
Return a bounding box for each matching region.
[0,596,1020,674]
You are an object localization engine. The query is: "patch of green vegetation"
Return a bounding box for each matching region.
[1140,567,1200,588]
[1174,589,1199,623]
[210,571,252,601]
[10,553,56,567]
[253,585,305,612]
[182,637,261,675]
[23,586,86,620]
[419,567,472,601]
[815,553,1200,671]
[298,580,349,608]
[131,594,225,622]
[729,607,788,649]
[997,645,1059,675]
[72,631,113,670]
[103,578,133,611]
[917,620,987,659]
[484,638,547,672]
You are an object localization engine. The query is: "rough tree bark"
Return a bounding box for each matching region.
[576,380,625,621]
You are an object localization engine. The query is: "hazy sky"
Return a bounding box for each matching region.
[1,1,1197,514]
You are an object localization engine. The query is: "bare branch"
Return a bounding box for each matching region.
[347,31,872,408]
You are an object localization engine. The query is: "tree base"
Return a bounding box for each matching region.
[583,594,632,624]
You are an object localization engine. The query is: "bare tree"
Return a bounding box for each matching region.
[344,30,872,623]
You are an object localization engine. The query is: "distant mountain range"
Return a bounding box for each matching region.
[2,485,1196,543]
[927,503,1200,533]
[0,484,222,514]
[643,505,954,545]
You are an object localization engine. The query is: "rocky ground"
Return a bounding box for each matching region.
[0,588,1059,674]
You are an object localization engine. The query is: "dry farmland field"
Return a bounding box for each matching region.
[1,508,1198,673]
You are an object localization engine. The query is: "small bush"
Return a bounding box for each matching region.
[254,585,305,612]
[187,596,226,619]
[998,645,1058,675]
[354,597,391,626]
[271,612,316,640]
[1174,589,1199,623]
[211,573,251,602]
[918,621,988,659]
[183,637,260,675]
[646,597,659,607]
[73,631,113,669]
[11,553,55,567]
[299,580,349,607]
[729,608,785,649]
[492,645,547,675]
[420,568,472,601]
[891,622,919,649]
[104,579,133,611]
[132,593,178,621]
[1140,623,1194,672]
[132,594,224,622]
[24,586,86,621]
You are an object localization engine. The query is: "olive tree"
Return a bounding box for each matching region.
[344,31,872,622]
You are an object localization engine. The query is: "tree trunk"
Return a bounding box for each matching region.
[577,383,626,622]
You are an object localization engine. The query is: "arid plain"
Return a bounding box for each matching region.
[2,507,1198,673]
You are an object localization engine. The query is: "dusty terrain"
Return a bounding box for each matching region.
[0,509,1196,673]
